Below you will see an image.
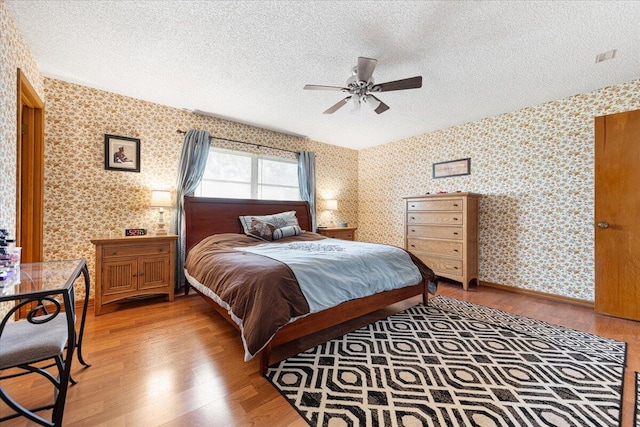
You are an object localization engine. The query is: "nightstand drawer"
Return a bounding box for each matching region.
[407,239,463,258]
[407,212,463,225]
[325,230,354,240]
[103,243,170,258]
[317,227,357,241]
[407,199,463,211]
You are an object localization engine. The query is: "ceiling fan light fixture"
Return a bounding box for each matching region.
[351,95,361,111]
[365,95,381,110]
[305,57,422,115]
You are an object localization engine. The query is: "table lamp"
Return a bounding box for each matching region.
[150,190,172,235]
[326,199,338,227]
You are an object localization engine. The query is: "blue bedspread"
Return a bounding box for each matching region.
[238,239,423,313]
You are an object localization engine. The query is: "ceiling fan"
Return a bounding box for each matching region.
[304,57,422,114]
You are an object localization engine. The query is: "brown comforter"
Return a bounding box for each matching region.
[185,233,435,359]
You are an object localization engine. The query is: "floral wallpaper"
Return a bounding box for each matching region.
[0,2,44,320]
[43,78,358,301]
[4,1,640,306]
[0,1,43,236]
[358,79,640,301]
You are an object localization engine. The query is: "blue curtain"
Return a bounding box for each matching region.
[297,151,317,231]
[174,129,211,291]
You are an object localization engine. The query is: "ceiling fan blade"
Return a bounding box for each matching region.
[357,57,378,83]
[371,76,422,92]
[369,95,390,114]
[323,97,350,114]
[304,84,348,91]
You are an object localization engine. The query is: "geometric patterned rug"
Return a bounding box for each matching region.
[636,372,640,427]
[267,296,626,427]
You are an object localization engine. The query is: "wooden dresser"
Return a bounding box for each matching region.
[91,234,177,315]
[317,227,357,241]
[404,193,480,290]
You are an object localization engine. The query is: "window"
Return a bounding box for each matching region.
[195,148,300,200]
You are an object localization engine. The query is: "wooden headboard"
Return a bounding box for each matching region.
[184,196,312,253]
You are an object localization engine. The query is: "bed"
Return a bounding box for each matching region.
[183,196,436,375]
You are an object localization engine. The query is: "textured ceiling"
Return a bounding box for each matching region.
[6,1,640,149]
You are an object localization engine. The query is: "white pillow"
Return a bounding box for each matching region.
[272,225,303,240]
[239,211,299,235]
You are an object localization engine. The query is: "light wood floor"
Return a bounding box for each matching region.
[1,282,639,426]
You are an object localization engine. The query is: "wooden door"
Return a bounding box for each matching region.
[594,109,640,320]
[16,69,44,320]
[16,68,44,262]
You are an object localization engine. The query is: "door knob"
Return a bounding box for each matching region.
[597,222,609,229]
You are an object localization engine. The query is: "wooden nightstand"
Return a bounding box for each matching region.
[90,234,177,315]
[317,227,357,241]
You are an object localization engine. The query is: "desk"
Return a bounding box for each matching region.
[0,259,91,369]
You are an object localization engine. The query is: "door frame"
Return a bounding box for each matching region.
[16,68,44,262]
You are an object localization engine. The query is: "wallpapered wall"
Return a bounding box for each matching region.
[358,79,640,301]
[0,2,43,234]
[4,2,640,306]
[0,3,44,320]
[43,78,359,301]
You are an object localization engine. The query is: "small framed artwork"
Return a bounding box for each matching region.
[432,158,471,179]
[104,134,140,172]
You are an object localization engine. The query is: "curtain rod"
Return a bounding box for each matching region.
[176,129,299,155]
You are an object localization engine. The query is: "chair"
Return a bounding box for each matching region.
[0,288,76,426]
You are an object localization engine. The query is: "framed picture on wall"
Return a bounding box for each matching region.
[432,158,471,179]
[104,134,140,172]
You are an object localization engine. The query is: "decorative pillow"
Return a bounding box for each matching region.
[239,211,299,235]
[247,218,276,241]
[272,225,303,240]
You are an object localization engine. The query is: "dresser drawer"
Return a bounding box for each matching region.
[407,239,462,258]
[407,225,463,240]
[407,199,463,211]
[407,212,463,225]
[103,243,170,258]
[418,255,463,278]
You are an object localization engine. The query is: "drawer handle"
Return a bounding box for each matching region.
[453,249,459,252]
[132,273,137,277]
[453,232,459,235]
[411,229,415,232]
[453,217,458,221]
[410,204,415,208]
[453,204,459,207]
[112,251,117,255]
[411,217,415,220]
[411,244,416,248]
[159,248,164,252]
[453,266,459,269]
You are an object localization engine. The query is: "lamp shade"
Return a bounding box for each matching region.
[326,199,338,211]
[366,95,381,110]
[150,190,172,208]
